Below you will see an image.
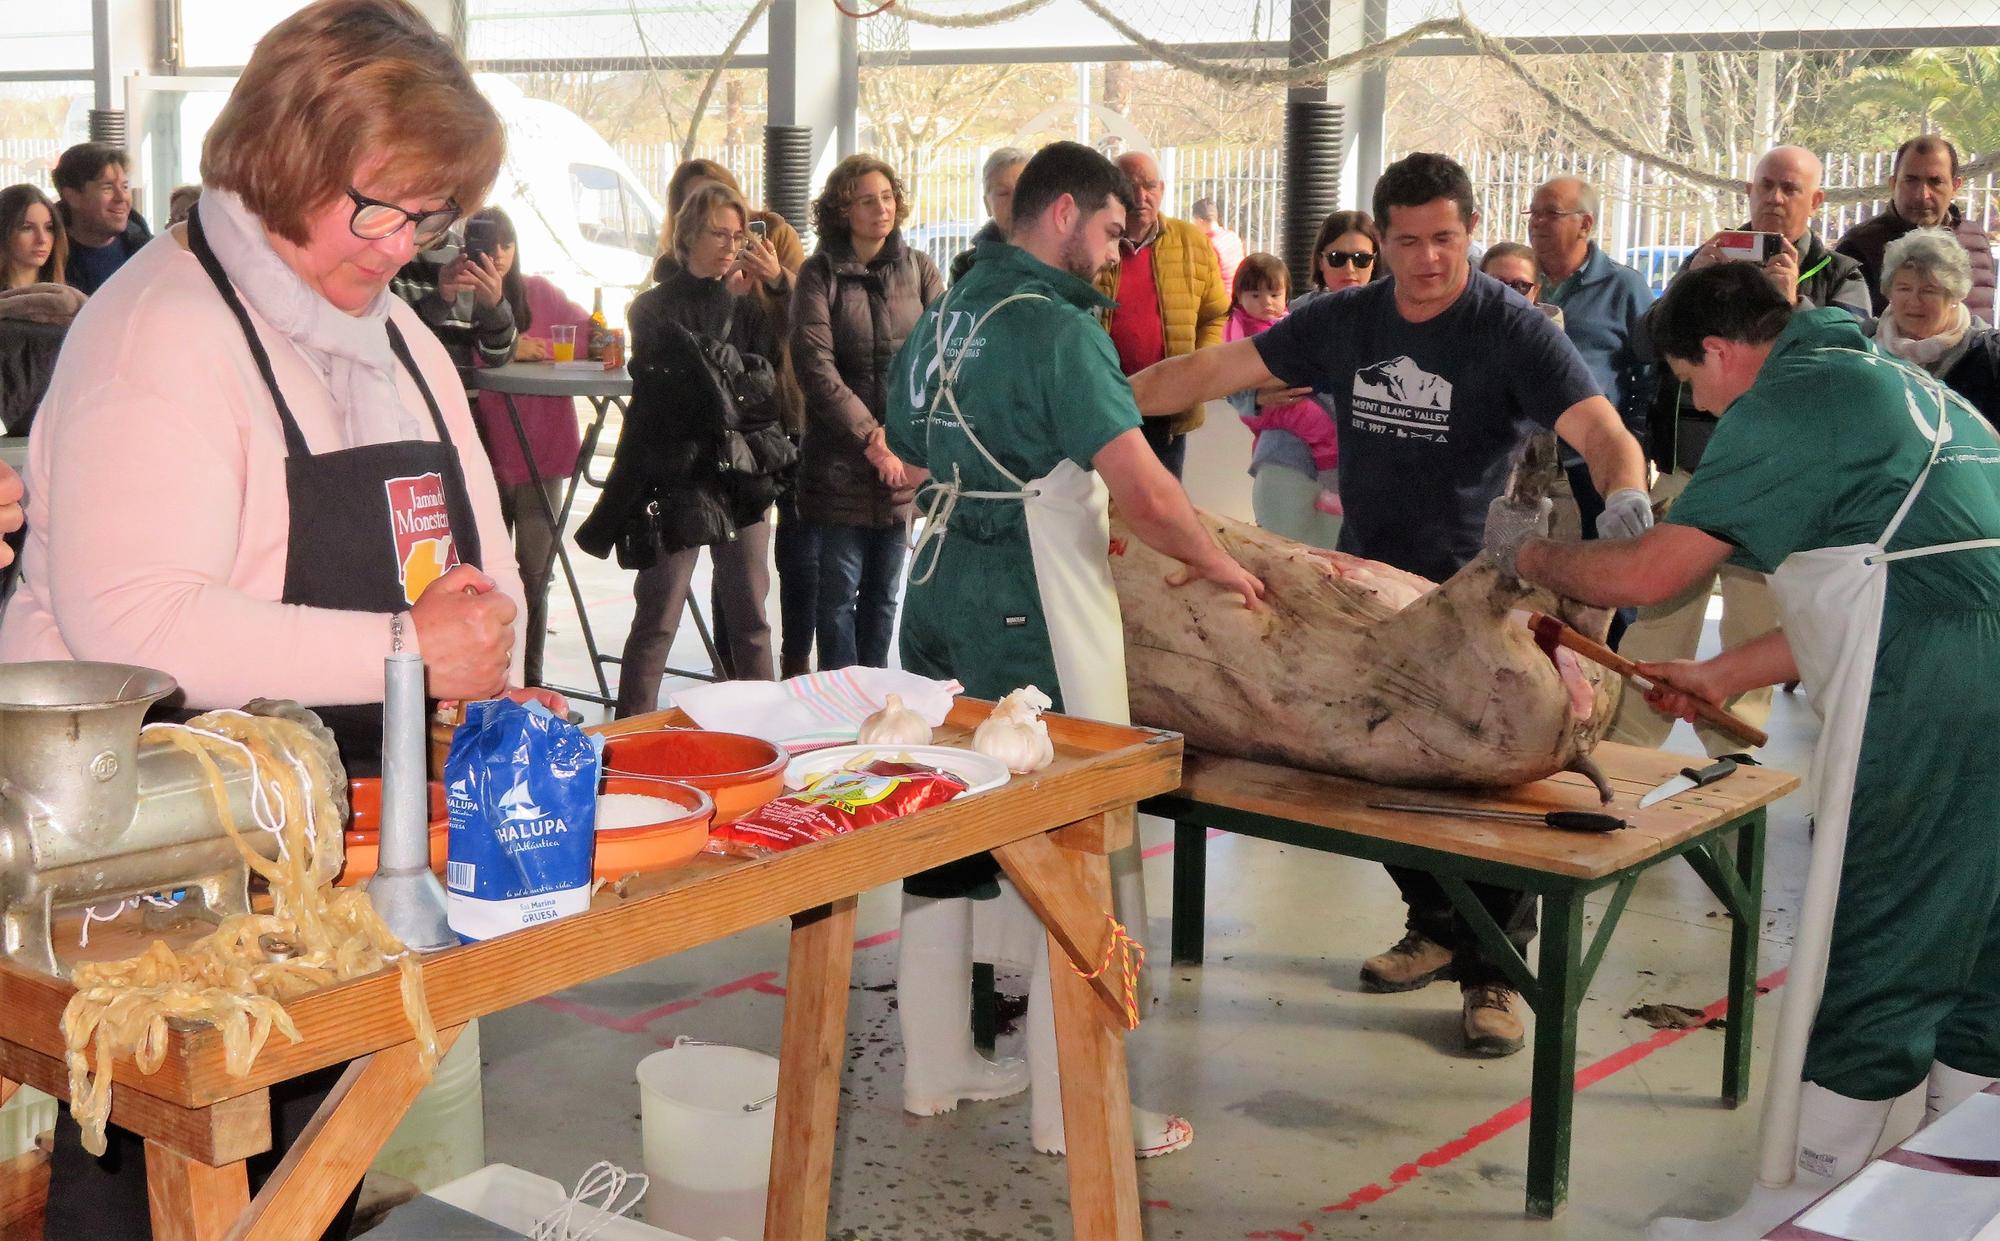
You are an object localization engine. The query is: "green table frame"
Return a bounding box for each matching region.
[1143,785,1770,1219]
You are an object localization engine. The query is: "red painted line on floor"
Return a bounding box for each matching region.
[1142,827,1224,860]
[536,928,906,1032]
[540,824,1209,1031]
[1245,966,1790,1238]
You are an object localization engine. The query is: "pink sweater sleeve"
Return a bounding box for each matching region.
[40,376,401,707]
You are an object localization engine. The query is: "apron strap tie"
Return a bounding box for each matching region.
[908,291,1054,587]
[907,464,1041,586]
[1867,536,2000,565]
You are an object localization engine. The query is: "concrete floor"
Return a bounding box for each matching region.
[459,410,1884,1240]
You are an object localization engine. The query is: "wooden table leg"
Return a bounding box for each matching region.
[226,1024,463,1241]
[1723,812,1767,1107]
[763,897,857,1241]
[1525,890,1585,1219]
[997,819,1143,1240]
[144,1142,249,1241]
[1170,818,1207,966]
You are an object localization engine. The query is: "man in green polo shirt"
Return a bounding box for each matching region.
[1500,262,2000,1236]
[878,140,1260,1160]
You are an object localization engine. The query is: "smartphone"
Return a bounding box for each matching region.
[463,218,498,267]
[748,219,767,241]
[1715,230,1782,265]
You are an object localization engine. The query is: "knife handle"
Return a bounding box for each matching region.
[1546,810,1628,832]
[1680,758,1738,787]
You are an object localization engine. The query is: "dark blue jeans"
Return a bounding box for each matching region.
[774,487,821,677]
[815,522,907,669]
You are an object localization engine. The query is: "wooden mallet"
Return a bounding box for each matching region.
[1522,610,1769,749]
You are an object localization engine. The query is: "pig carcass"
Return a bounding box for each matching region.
[1109,445,1618,793]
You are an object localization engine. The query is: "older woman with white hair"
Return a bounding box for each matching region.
[1872,226,2000,422]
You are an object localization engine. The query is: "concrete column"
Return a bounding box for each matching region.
[767,0,856,178]
[91,0,160,113]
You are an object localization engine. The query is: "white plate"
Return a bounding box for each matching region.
[784,744,1010,796]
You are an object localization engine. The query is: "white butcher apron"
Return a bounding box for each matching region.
[1755,359,2000,1183]
[909,292,1153,982]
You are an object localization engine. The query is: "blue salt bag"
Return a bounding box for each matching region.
[445,697,599,942]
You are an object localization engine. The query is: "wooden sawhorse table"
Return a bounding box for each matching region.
[1144,741,1798,1219]
[0,702,1180,1240]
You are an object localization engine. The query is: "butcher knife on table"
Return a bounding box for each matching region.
[1638,756,1752,808]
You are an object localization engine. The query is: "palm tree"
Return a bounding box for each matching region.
[1839,49,2000,155]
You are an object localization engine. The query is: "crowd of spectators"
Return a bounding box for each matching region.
[3,126,1996,724]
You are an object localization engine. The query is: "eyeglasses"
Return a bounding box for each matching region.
[1498,277,1539,296]
[346,188,460,246]
[705,226,749,247]
[1322,249,1376,269]
[1523,208,1586,221]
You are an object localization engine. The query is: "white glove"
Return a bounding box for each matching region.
[1483,496,1553,578]
[1596,487,1654,541]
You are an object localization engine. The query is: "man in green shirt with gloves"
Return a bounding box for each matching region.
[1500,262,2000,1236]
[879,141,1262,1160]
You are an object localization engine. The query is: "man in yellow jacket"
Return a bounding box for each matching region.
[1096,150,1229,477]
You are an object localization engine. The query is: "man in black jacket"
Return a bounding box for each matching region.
[54,143,151,295]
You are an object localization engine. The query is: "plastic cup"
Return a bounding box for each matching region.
[551,324,577,362]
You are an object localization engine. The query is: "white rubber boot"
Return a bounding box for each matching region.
[1027,941,1193,1158]
[896,893,1027,1116]
[1925,1061,1997,1127]
[1646,1082,1892,1239]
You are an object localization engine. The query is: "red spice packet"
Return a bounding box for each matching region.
[705,760,968,858]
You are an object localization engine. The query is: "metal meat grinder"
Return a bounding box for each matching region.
[0,661,345,977]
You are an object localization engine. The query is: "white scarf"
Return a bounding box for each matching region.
[1874,300,1972,371]
[196,188,422,447]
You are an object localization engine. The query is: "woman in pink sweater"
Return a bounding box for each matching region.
[471,207,590,686]
[1225,252,1342,547]
[0,0,530,777]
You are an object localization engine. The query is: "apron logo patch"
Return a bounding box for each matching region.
[1004,616,1028,628]
[385,472,460,605]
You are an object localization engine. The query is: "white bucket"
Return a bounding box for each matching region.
[371,1017,486,1192]
[636,1038,778,1241]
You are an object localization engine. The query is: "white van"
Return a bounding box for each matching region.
[475,74,664,327]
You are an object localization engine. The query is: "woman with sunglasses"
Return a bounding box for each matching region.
[1306,208,1381,296]
[1,0,531,799]
[1480,241,1564,326]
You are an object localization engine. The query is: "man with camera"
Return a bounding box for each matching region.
[1607,145,1866,757]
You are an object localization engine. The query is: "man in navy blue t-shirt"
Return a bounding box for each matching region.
[1131,152,1650,1057]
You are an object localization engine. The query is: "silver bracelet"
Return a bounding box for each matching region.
[391,611,406,654]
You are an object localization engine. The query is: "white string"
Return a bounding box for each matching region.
[140,713,324,867]
[531,1161,650,1241]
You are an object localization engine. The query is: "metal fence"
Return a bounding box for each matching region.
[0,138,60,191]
[1449,147,2000,261]
[616,141,1293,267]
[616,139,1997,287]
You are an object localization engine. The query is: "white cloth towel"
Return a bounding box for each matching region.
[672,668,961,749]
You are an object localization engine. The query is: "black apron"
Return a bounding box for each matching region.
[45,208,492,1241]
[186,207,484,774]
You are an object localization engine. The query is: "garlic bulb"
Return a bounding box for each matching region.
[857,694,932,746]
[973,686,1055,773]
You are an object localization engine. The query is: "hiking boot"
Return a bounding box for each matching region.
[1462,983,1526,1057]
[1359,930,1455,993]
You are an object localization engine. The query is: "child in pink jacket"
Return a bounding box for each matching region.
[1225,253,1342,547]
